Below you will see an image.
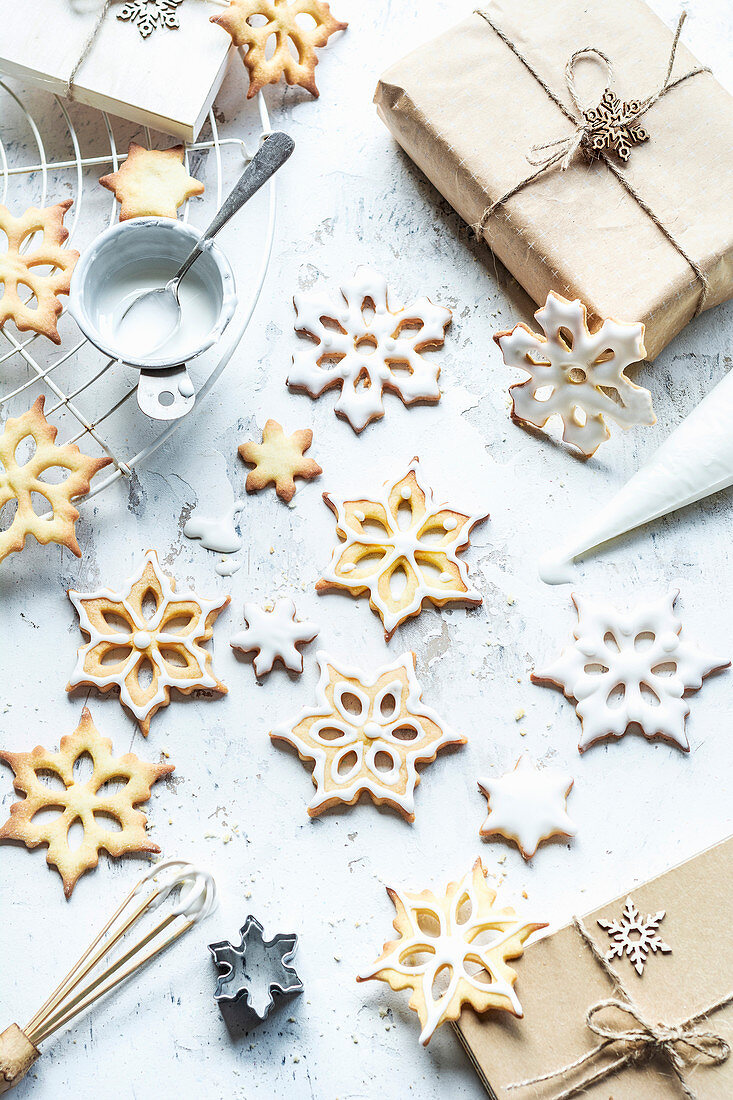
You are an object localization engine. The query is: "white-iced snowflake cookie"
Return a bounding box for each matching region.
[532,589,729,752]
[494,292,654,456]
[317,458,487,640]
[271,650,464,820]
[477,754,576,860]
[289,266,452,432]
[230,599,318,677]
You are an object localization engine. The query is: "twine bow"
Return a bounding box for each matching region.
[506,917,733,1100]
[474,10,713,317]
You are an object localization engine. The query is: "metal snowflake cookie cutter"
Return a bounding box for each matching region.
[597,896,671,976]
[209,915,303,1025]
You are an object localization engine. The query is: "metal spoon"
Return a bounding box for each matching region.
[117,130,295,355]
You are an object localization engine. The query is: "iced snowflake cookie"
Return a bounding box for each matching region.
[358,859,546,1045]
[0,707,173,897]
[231,598,318,676]
[99,142,204,221]
[532,589,729,752]
[317,458,487,640]
[238,419,321,503]
[211,0,347,98]
[271,651,464,820]
[0,396,111,566]
[0,200,79,344]
[494,292,654,456]
[68,549,229,735]
[477,754,576,860]
[289,266,452,432]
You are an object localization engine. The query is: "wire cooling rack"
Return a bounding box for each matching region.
[0,74,276,502]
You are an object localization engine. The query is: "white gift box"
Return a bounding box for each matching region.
[0,0,233,140]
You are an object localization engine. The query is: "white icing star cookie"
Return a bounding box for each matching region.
[478,754,576,859]
[532,589,729,752]
[230,599,318,677]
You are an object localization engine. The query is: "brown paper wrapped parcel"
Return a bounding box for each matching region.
[374,0,733,359]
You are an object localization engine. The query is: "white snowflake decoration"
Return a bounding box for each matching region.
[289,265,452,432]
[117,0,183,38]
[597,897,671,976]
[230,599,318,677]
[494,292,654,456]
[532,589,729,753]
[477,754,576,860]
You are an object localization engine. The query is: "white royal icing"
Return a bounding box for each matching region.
[183,500,244,554]
[215,556,242,577]
[532,589,729,752]
[496,292,653,456]
[139,859,217,921]
[289,265,452,432]
[230,598,318,676]
[477,754,576,859]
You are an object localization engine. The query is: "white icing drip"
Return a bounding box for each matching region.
[133,631,151,649]
[477,755,576,859]
[230,598,318,677]
[138,859,217,921]
[290,265,451,432]
[183,500,244,554]
[443,517,457,531]
[215,556,241,577]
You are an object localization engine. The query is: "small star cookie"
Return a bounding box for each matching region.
[238,419,322,503]
[99,143,204,221]
[477,754,576,860]
[231,598,318,676]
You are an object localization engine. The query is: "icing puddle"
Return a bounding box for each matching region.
[184,500,244,554]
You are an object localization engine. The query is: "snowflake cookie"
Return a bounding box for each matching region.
[494,292,654,456]
[358,859,546,1045]
[211,0,347,99]
[477,754,576,860]
[68,549,229,735]
[0,707,173,897]
[271,651,464,820]
[238,419,322,503]
[231,598,318,676]
[289,266,452,432]
[597,897,671,976]
[100,142,204,221]
[317,458,487,640]
[0,396,111,565]
[532,589,729,753]
[0,200,79,344]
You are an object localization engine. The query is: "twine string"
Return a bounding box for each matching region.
[505,916,732,1100]
[473,10,712,316]
[66,0,114,99]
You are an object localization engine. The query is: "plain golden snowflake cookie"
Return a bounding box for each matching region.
[99,143,205,221]
[238,419,322,503]
[211,0,347,99]
[0,200,79,344]
[67,549,229,735]
[0,707,173,897]
[358,859,546,1044]
[0,396,111,566]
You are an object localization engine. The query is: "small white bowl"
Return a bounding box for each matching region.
[68,217,237,369]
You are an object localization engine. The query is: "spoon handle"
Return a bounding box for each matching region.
[174,130,294,283]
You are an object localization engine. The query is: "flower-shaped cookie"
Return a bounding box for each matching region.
[494,292,654,456]
[0,707,173,897]
[0,200,79,344]
[317,458,487,640]
[238,419,321,503]
[290,266,452,432]
[231,598,318,676]
[358,859,546,1044]
[68,549,229,735]
[0,396,111,565]
[99,143,204,221]
[271,651,464,820]
[532,589,729,752]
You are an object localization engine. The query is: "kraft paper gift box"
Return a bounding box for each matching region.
[0,0,233,141]
[454,836,733,1099]
[374,0,733,360]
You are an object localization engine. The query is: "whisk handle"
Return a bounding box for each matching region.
[0,1025,39,1094]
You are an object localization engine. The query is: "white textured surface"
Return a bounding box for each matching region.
[1,1,732,1097]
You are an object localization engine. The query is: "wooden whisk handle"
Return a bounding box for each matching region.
[0,1025,39,1094]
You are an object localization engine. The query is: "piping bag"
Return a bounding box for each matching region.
[539,369,733,584]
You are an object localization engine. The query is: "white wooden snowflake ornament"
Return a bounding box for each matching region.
[230,599,318,677]
[477,754,576,860]
[597,897,671,976]
[532,589,729,753]
[289,266,452,432]
[494,292,654,456]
